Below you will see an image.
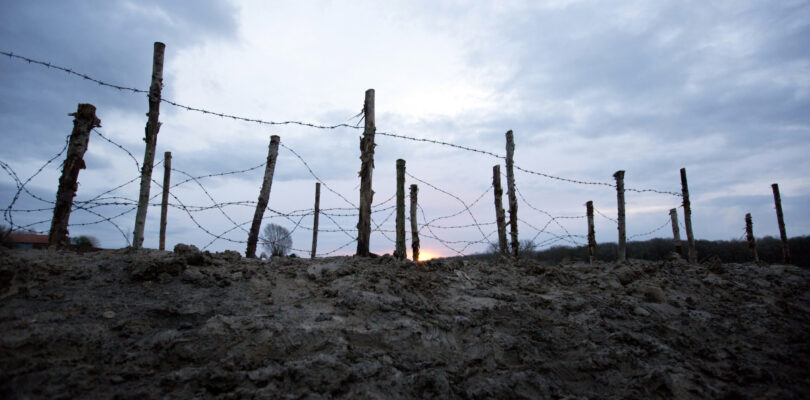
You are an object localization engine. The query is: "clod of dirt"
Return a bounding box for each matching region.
[173,243,204,265]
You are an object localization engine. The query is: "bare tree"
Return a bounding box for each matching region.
[261,223,292,257]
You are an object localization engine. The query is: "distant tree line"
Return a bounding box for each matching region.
[464,236,809,268]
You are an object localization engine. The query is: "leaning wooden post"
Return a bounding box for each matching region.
[310,182,320,259]
[745,213,758,262]
[504,130,519,257]
[356,89,376,257]
[492,165,509,256]
[245,135,281,258]
[669,208,683,257]
[394,159,407,260]
[680,168,697,263]
[409,184,420,262]
[132,42,166,249]
[158,151,171,251]
[613,170,626,261]
[48,104,101,248]
[771,183,791,264]
[586,201,596,264]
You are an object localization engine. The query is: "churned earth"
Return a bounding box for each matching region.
[1,245,808,399]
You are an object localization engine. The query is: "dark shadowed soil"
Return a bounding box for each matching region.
[1,246,808,399]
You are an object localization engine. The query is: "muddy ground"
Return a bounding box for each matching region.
[1,245,808,399]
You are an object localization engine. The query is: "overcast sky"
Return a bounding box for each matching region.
[1,0,808,259]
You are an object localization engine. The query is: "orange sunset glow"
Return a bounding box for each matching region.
[416,250,440,262]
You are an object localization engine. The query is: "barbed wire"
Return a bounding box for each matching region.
[1,135,69,228]
[593,206,618,224]
[1,50,363,131]
[628,217,672,240]
[406,172,493,246]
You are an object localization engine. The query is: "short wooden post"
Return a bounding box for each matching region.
[492,165,509,256]
[48,104,101,248]
[613,170,626,262]
[311,182,320,259]
[394,159,407,259]
[586,201,596,264]
[680,168,697,263]
[504,130,519,257]
[409,184,420,262]
[159,151,171,251]
[771,183,791,264]
[246,135,280,258]
[745,213,758,262]
[133,42,166,249]
[669,208,683,257]
[356,89,376,257]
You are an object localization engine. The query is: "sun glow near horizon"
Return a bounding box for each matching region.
[416,250,440,262]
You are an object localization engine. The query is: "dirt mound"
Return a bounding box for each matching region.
[1,247,808,398]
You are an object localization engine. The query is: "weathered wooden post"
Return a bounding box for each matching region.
[745,213,758,262]
[311,182,320,259]
[48,104,101,248]
[394,159,406,260]
[504,130,519,257]
[669,208,683,257]
[356,89,375,257]
[159,151,171,251]
[492,165,509,256]
[245,135,280,258]
[586,201,596,264]
[771,183,791,264]
[613,170,626,262]
[680,168,697,263]
[133,42,166,249]
[409,184,420,262]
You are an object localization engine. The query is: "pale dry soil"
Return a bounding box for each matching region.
[0,246,808,399]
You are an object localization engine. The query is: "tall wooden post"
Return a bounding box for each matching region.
[409,184,420,263]
[246,135,280,258]
[745,213,758,262]
[492,165,508,256]
[586,201,596,264]
[394,159,407,260]
[613,170,626,262]
[356,89,376,257]
[669,208,683,257]
[311,182,320,259]
[771,183,791,264]
[504,130,519,257]
[680,168,697,263]
[48,104,101,248]
[133,42,166,249]
[159,151,171,251]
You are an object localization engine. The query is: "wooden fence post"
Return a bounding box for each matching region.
[492,165,509,256]
[246,135,280,258]
[159,151,171,251]
[133,42,166,249]
[745,213,758,262]
[356,89,376,257]
[586,201,596,264]
[394,159,406,260]
[504,130,519,257]
[48,103,101,248]
[771,183,791,264]
[311,182,320,259]
[613,170,626,262]
[669,208,683,257]
[410,184,420,263]
[680,168,697,263]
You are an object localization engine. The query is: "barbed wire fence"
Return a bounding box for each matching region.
[1,49,691,259]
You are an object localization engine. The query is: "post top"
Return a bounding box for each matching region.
[270,135,280,142]
[613,170,625,178]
